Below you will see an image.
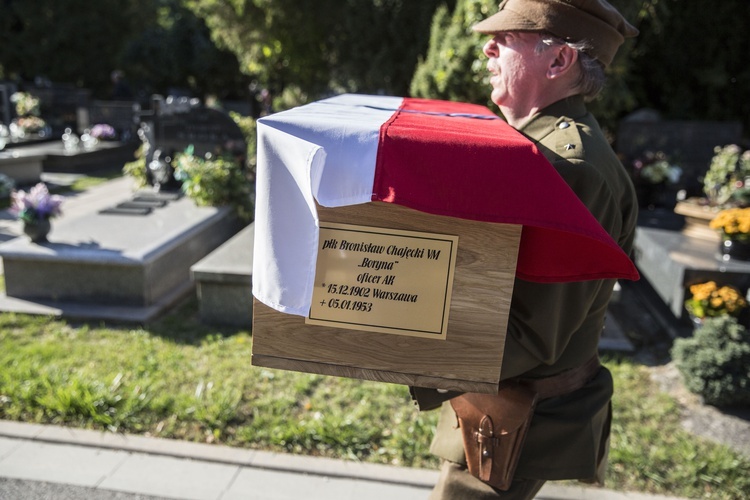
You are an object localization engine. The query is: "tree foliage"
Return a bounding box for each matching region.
[119,0,249,100]
[587,0,670,132]
[184,0,450,109]
[0,0,150,93]
[627,0,750,131]
[410,0,495,108]
[0,0,248,100]
[1,0,747,134]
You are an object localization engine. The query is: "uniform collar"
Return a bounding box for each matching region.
[517,95,587,140]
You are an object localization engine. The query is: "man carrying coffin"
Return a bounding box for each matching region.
[415,1,640,498]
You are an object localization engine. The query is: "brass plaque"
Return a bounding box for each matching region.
[306,222,459,339]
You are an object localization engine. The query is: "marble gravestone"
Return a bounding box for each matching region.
[0,83,14,127]
[15,84,91,138]
[137,95,247,191]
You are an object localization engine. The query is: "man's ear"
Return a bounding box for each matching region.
[547,45,578,80]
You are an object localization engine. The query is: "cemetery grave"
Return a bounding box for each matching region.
[0,96,249,323]
[0,82,141,183]
[0,82,16,128]
[191,223,254,327]
[137,95,247,190]
[619,117,749,331]
[616,118,743,199]
[24,83,90,138]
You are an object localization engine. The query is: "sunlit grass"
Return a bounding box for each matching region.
[1,304,748,498]
[607,360,750,499]
[68,170,123,191]
[0,301,438,467]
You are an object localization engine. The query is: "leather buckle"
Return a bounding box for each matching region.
[476,415,495,482]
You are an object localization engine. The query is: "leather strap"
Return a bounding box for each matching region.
[516,355,601,400]
[410,355,601,411]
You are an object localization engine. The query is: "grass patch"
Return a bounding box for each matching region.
[66,170,123,191]
[1,304,748,498]
[608,359,750,499]
[48,169,123,194]
[0,301,437,467]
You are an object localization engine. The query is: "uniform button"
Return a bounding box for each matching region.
[558,122,570,129]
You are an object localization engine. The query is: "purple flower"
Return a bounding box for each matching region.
[10,182,63,223]
[90,123,117,140]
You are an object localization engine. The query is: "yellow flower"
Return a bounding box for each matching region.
[685,281,747,318]
[689,281,717,302]
[710,208,750,238]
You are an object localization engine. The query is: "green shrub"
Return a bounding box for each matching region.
[703,145,750,207]
[122,145,148,188]
[671,316,750,407]
[173,147,254,222]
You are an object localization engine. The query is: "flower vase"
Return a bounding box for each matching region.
[720,237,750,261]
[23,218,51,243]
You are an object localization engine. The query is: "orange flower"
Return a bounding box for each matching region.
[685,281,747,318]
[710,208,750,239]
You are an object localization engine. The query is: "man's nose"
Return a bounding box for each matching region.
[483,38,499,58]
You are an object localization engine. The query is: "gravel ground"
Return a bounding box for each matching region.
[650,362,750,458]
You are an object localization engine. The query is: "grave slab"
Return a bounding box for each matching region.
[0,196,240,322]
[0,150,44,183]
[634,226,750,320]
[190,222,254,327]
[5,140,138,174]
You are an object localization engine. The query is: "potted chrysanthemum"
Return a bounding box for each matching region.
[684,281,747,326]
[709,207,750,261]
[10,182,63,243]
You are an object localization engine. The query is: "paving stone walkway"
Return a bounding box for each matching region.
[0,421,688,500]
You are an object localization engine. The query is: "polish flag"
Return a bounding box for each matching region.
[253,94,638,317]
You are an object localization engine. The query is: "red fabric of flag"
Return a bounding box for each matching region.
[372,97,639,283]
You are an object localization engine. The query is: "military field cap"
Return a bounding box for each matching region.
[473,0,639,66]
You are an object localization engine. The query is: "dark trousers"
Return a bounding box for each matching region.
[429,461,546,500]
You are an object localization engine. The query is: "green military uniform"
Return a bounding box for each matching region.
[429,95,639,484]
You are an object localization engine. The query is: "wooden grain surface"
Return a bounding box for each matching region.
[252,201,521,393]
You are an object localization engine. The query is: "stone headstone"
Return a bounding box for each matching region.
[137,95,247,190]
[87,100,141,142]
[0,82,16,125]
[616,120,743,197]
[26,84,91,135]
